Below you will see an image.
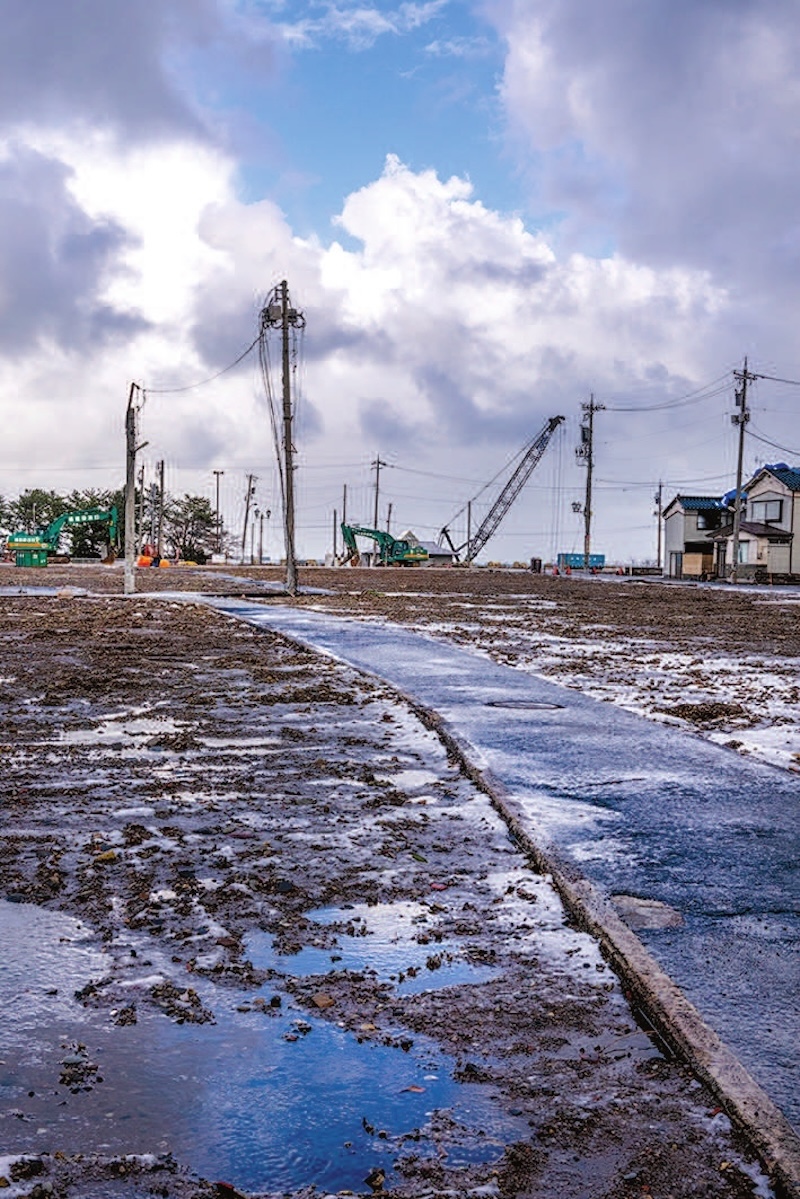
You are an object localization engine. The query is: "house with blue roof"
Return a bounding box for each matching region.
[662,495,725,578]
[707,464,800,578]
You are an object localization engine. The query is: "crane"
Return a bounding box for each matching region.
[440,415,564,563]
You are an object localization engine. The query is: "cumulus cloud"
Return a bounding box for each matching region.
[494,2,800,282]
[0,145,147,356]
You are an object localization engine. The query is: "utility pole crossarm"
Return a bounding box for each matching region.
[464,415,565,563]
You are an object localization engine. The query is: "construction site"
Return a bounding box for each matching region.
[0,553,798,1199]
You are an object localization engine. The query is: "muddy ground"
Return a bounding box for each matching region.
[0,570,787,1197]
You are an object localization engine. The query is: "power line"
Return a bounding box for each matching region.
[604,373,732,413]
[748,426,800,457]
[143,334,260,395]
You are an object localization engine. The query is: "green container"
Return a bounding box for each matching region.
[15,549,48,568]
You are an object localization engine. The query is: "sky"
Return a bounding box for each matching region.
[1,0,800,564]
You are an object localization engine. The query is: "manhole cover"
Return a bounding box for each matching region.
[486,699,564,710]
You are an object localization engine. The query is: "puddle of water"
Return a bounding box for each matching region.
[374,768,443,791]
[0,900,108,1049]
[54,717,182,747]
[0,902,522,1194]
[246,902,500,995]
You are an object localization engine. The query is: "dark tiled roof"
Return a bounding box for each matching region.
[707,521,793,541]
[762,467,800,491]
[674,496,722,511]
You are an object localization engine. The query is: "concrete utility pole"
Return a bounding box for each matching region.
[241,474,257,564]
[261,280,305,595]
[137,465,146,552]
[372,456,387,530]
[124,383,143,596]
[156,459,165,559]
[333,508,338,560]
[576,394,605,569]
[466,501,472,564]
[213,469,224,555]
[731,358,755,583]
[386,502,393,534]
[654,480,663,570]
[342,484,347,528]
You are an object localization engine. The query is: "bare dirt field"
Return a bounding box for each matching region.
[0,565,793,1197]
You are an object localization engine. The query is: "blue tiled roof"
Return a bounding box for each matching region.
[676,496,723,510]
[763,466,800,491]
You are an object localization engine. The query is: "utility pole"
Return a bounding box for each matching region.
[654,480,663,571]
[342,484,347,529]
[124,383,142,596]
[576,394,605,569]
[261,280,305,595]
[252,508,258,564]
[370,456,387,568]
[466,501,472,564]
[137,464,146,552]
[372,456,386,529]
[386,502,393,534]
[156,459,165,559]
[241,474,257,564]
[148,482,158,549]
[333,508,338,560]
[731,358,755,583]
[213,469,224,556]
[259,509,267,565]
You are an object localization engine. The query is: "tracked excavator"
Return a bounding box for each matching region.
[8,506,119,567]
[340,523,428,567]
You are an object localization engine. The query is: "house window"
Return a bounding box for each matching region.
[749,499,783,523]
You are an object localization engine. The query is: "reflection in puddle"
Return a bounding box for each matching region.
[0,901,520,1194]
[247,902,500,995]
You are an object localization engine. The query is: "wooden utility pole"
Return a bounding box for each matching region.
[261,280,305,595]
[213,469,224,555]
[124,383,142,596]
[333,508,338,560]
[372,456,386,529]
[654,480,663,570]
[576,395,605,568]
[156,459,165,559]
[731,358,754,583]
[386,501,393,534]
[342,484,347,528]
[241,474,257,563]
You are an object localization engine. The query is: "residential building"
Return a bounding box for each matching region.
[662,495,725,578]
[709,464,800,578]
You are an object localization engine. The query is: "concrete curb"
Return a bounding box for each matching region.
[205,598,800,1199]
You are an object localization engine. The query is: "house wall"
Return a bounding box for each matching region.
[794,494,800,573]
[663,511,685,575]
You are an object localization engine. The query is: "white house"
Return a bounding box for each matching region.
[709,464,800,578]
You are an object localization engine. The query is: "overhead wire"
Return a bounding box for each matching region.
[143,334,260,395]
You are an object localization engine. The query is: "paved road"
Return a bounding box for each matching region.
[210,600,800,1131]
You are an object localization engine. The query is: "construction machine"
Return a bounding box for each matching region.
[440,415,564,563]
[8,506,119,567]
[340,523,428,567]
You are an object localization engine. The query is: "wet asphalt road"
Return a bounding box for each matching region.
[209,599,800,1133]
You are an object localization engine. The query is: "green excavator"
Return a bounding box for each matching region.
[7,506,119,567]
[340,523,428,567]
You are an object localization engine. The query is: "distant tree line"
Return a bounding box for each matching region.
[0,487,222,563]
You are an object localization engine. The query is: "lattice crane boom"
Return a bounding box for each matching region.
[441,415,564,563]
